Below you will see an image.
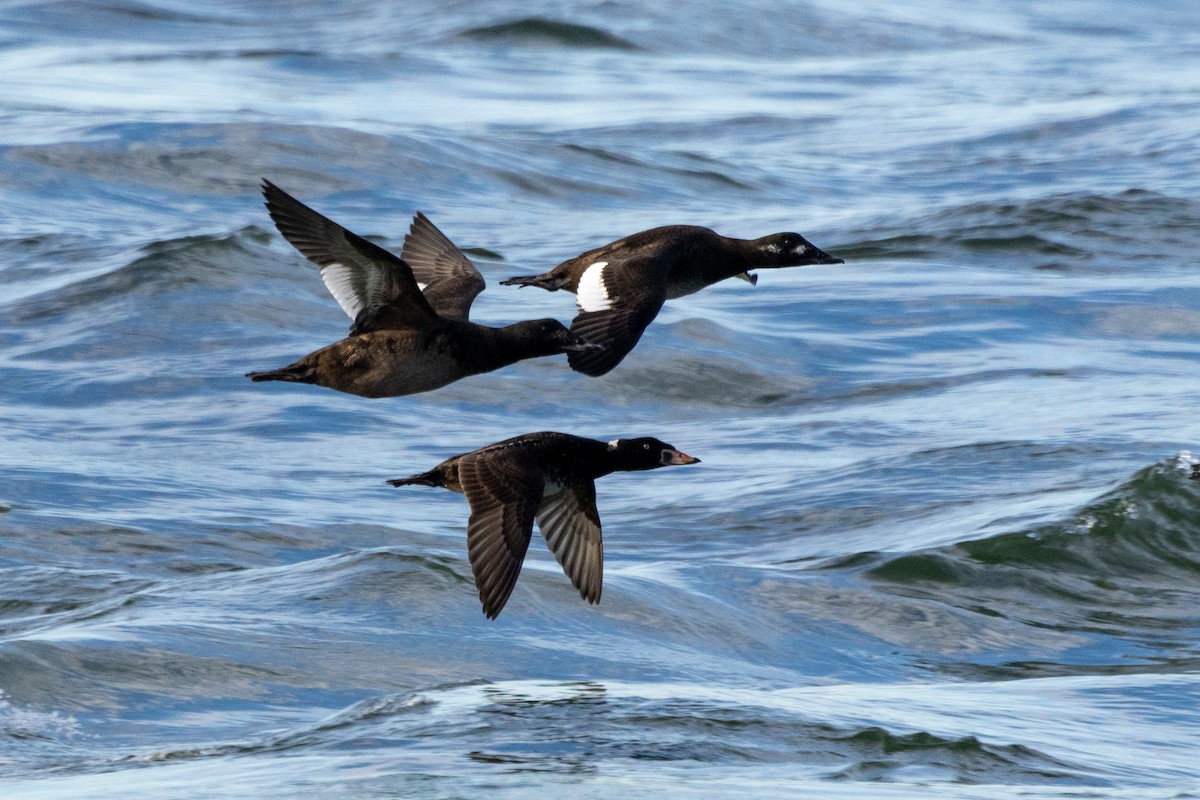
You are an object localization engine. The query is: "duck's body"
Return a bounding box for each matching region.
[389,431,700,619]
[513,226,757,298]
[502,224,843,375]
[251,318,581,398]
[247,181,595,398]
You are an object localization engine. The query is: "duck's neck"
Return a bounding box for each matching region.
[665,234,751,297]
[491,322,563,364]
[547,437,622,480]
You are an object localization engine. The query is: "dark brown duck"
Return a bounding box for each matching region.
[388,431,700,619]
[502,225,843,376]
[247,181,597,398]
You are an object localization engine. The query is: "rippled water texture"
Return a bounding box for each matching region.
[2,1,1200,797]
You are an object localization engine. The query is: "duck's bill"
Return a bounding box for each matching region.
[660,448,700,466]
[808,245,844,265]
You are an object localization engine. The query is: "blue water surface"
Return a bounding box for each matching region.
[2,1,1200,797]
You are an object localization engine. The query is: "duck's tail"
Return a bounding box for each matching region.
[245,363,316,384]
[387,469,444,489]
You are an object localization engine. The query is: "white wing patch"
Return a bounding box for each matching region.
[320,262,365,320]
[417,282,428,292]
[576,261,614,312]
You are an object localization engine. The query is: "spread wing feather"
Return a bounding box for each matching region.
[456,448,545,619]
[536,483,603,604]
[400,212,486,321]
[261,180,437,333]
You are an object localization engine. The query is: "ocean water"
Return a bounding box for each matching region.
[2,1,1200,797]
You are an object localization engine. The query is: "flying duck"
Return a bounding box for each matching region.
[247,181,598,397]
[387,431,700,619]
[501,225,843,375]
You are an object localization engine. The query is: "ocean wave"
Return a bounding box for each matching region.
[458,18,638,50]
[865,455,1200,643]
[455,4,1014,57]
[0,566,151,639]
[845,190,1200,269]
[6,227,283,329]
[5,123,384,197]
[4,119,769,219]
[41,678,1086,785]
[0,689,83,779]
[601,347,813,408]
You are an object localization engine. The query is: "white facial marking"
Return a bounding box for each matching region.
[765,244,781,255]
[417,282,428,291]
[607,439,620,449]
[576,261,613,312]
[791,243,809,256]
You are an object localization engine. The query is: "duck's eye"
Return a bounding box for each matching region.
[643,443,651,450]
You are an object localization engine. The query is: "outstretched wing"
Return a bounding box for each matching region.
[536,482,603,605]
[401,212,486,321]
[261,180,437,333]
[457,448,546,619]
[568,255,669,376]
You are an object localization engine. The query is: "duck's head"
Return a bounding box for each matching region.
[515,319,604,356]
[606,437,700,471]
[751,232,843,268]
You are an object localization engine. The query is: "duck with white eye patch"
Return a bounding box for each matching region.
[502,224,843,376]
[387,431,700,619]
[246,180,600,398]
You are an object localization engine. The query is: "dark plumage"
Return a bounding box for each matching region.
[388,431,700,619]
[502,225,843,375]
[246,181,598,398]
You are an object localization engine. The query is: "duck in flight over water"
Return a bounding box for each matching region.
[388,431,700,619]
[247,180,599,398]
[502,224,843,375]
